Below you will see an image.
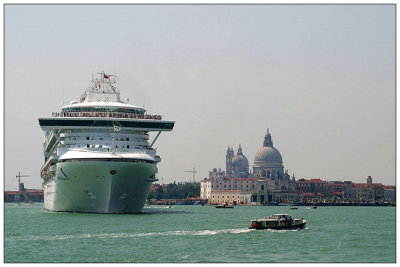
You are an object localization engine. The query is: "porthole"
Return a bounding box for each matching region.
[110,170,117,175]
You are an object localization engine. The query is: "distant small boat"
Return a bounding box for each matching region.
[290,207,298,210]
[215,203,233,209]
[311,206,317,209]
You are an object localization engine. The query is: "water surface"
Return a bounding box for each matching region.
[4,203,395,263]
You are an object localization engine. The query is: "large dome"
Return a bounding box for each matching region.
[254,146,282,164]
[254,129,283,165]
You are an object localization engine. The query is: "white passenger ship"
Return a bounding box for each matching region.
[38,72,174,213]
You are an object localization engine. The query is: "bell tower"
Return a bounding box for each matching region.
[226,147,234,177]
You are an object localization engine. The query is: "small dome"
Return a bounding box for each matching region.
[232,154,249,167]
[254,146,282,164]
[232,144,249,167]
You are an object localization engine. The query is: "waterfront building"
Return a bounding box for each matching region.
[353,177,386,203]
[201,129,298,205]
[4,190,44,202]
[383,186,396,203]
[295,178,327,193]
[326,181,355,201]
[209,190,253,205]
[354,184,375,202]
[4,191,25,202]
[201,177,258,202]
[201,132,396,205]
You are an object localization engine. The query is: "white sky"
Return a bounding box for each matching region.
[4,4,395,190]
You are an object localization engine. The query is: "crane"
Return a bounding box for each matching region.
[184,167,197,183]
[16,171,31,191]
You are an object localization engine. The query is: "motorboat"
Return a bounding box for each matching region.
[215,203,233,208]
[249,214,306,230]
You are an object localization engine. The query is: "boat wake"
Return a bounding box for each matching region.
[5,228,254,242]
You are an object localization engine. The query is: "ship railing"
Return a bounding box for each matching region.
[51,112,162,120]
[43,131,55,150]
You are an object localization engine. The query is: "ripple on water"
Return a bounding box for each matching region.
[4,205,396,263]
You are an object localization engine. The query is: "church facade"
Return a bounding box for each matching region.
[201,129,299,205]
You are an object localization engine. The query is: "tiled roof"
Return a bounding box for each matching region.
[27,191,44,195]
[384,186,396,189]
[296,179,326,184]
[354,183,383,189]
[5,191,24,195]
[327,183,345,187]
[212,190,250,194]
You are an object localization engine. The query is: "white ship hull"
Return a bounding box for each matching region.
[44,160,156,213]
[39,71,174,213]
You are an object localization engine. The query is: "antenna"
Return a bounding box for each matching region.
[184,167,198,183]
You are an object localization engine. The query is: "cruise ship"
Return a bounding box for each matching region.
[38,72,174,213]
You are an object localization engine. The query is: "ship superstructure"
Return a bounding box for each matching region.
[38,72,174,213]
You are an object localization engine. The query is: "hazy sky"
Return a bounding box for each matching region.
[4,4,395,190]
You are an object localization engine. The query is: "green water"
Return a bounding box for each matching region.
[4,203,396,263]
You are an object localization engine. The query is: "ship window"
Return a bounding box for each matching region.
[127,145,130,148]
[87,144,89,148]
[86,136,89,140]
[126,137,129,141]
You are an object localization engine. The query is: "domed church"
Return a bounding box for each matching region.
[203,129,298,205]
[253,129,286,180]
[226,145,249,178]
